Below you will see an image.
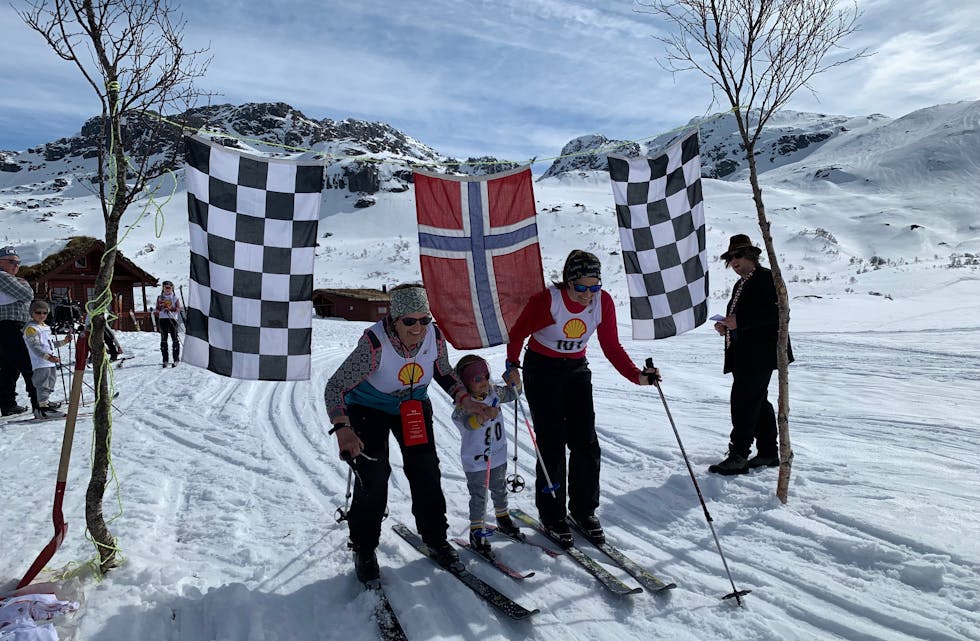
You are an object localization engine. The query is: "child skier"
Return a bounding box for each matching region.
[452,355,523,555]
[23,300,72,419]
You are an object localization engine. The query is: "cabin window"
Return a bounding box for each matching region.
[49,286,71,301]
[378,306,387,314]
[74,256,87,269]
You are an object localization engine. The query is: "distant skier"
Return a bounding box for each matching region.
[23,300,72,418]
[156,280,182,368]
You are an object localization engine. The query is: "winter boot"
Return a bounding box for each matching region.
[42,400,62,410]
[495,514,523,539]
[569,513,605,544]
[747,453,780,469]
[1,404,28,417]
[708,451,749,476]
[469,528,493,556]
[34,407,66,420]
[352,546,380,584]
[542,518,574,549]
[426,539,462,569]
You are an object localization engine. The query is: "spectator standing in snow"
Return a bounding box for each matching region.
[0,246,41,417]
[155,280,181,367]
[709,234,793,476]
[23,300,72,418]
[324,283,495,584]
[503,250,660,547]
[451,355,522,555]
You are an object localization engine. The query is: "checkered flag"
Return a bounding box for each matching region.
[182,135,324,380]
[607,131,708,339]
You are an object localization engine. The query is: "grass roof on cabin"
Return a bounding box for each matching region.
[19,235,158,285]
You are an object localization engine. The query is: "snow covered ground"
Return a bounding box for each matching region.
[1,146,979,640]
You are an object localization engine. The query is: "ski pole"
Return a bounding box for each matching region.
[335,468,353,523]
[473,426,494,539]
[505,397,526,493]
[78,376,124,414]
[516,395,559,497]
[645,357,750,605]
[339,449,388,521]
[55,338,70,407]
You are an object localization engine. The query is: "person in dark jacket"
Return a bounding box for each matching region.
[709,234,793,475]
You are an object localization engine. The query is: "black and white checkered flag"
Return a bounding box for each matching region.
[607,131,708,339]
[183,135,324,380]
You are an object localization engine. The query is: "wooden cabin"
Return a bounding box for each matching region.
[19,236,159,332]
[312,288,390,322]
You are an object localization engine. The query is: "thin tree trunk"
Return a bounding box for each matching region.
[85,247,120,573]
[745,153,794,503]
[84,95,127,573]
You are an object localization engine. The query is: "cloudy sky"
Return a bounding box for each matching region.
[1,0,978,161]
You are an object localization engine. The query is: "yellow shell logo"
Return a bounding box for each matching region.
[563,318,587,339]
[398,363,425,386]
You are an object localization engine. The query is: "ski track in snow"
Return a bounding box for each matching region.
[3,323,979,641]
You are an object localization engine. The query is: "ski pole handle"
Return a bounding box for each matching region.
[644,357,661,385]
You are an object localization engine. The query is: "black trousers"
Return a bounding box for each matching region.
[0,320,39,410]
[158,318,180,362]
[523,350,600,525]
[728,368,777,458]
[346,400,450,551]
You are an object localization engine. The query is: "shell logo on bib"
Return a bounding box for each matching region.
[398,362,425,386]
[562,318,587,339]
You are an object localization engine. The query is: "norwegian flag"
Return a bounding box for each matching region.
[413,166,545,349]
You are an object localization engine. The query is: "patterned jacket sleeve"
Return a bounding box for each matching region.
[324,332,378,422]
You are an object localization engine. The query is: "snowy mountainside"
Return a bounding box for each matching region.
[0,102,515,199]
[539,108,891,180]
[0,100,978,302]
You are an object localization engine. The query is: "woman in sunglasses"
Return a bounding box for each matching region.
[324,283,496,584]
[503,250,659,547]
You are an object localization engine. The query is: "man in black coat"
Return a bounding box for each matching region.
[709,234,793,475]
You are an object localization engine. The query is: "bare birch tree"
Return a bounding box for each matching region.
[18,0,209,573]
[638,0,867,501]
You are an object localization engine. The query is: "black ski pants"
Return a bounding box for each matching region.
[523,350,600,525]
[0,319,39,411]
[158,318,179,363]
[346,400,450,552]
[728,368,778,458]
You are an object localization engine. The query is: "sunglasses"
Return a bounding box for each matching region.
[728,251,746,260]
[571,283,602,293]
[33,310,49,315]
[400,316,432,327]
[1,258,20,265]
